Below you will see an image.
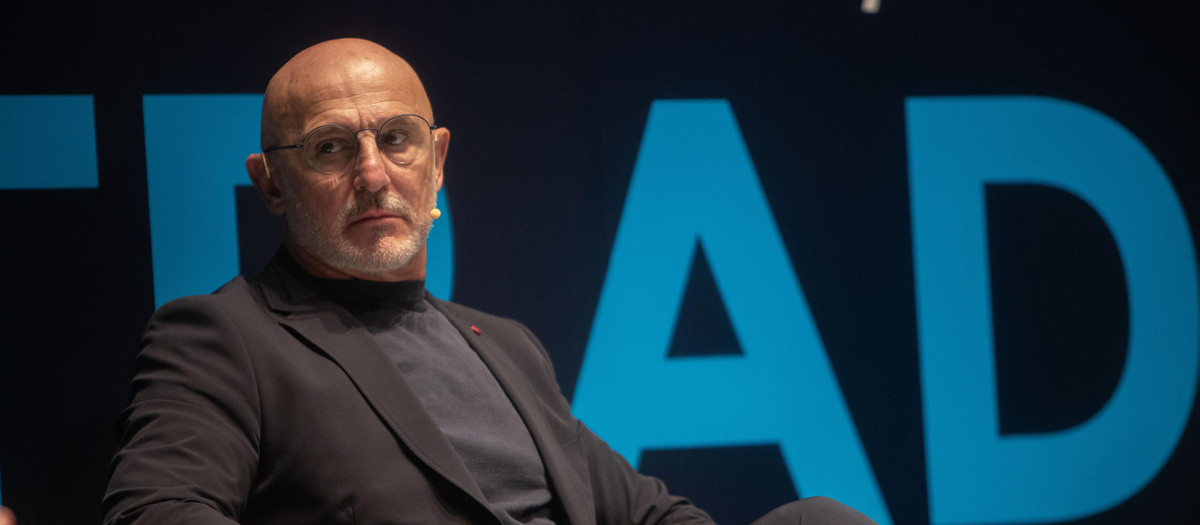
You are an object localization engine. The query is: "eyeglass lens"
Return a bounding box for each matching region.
[303,115,432,173]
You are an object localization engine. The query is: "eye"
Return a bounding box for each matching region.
[313,137,353,156]
[379,130,408,147]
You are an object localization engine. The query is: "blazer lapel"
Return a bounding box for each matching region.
[431,298,595,525]
[255,258,490,509]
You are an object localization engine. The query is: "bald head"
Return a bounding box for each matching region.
[261,38,434,150]
[246,38,450,282]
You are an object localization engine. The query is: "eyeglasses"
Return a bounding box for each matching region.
[263,114,438,174]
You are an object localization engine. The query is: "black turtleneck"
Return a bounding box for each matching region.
[287,260,555,525]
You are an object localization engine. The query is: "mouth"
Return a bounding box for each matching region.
[349,208,406,226]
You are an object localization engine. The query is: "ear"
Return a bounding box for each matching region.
[246,153,286,216]
[431,127,450,191]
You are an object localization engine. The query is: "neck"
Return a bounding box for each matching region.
[286,243,427,282]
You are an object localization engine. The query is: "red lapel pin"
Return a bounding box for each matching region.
[471,325,482,335]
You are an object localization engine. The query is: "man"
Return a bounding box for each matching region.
[103,39,877,525]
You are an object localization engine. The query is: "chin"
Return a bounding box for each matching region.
[287,209,433,277]
[337,231,427,275]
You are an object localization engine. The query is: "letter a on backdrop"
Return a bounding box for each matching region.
[573,99,891,524]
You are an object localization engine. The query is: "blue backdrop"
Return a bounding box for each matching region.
[1,2,1197,524]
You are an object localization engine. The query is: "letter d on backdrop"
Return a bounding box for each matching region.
[908,96,1199,524]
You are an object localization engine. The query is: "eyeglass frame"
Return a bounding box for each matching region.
[262,113,441,174]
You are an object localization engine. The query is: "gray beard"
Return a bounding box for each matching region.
[281,185,435,276]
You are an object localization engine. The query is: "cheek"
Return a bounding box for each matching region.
[290,179,349,220]
[384,166,437,201]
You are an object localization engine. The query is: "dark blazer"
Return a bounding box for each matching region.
[103,255,712,525]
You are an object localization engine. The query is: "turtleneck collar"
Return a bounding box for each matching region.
[274,248,426,314]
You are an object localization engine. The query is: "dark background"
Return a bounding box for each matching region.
[1,1,1197,524]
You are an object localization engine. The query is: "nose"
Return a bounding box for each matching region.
[351,131,388,193]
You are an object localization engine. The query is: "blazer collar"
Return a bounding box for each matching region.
[253,252,493,514]
[255,251,593,524]
[430,298,595,525]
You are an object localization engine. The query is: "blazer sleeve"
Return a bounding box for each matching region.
[513,322,715,525]
[103,295,261,525]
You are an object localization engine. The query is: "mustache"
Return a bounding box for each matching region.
[341,191,416,222]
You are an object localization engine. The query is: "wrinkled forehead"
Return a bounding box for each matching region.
[262,41,433,143]
[284,70,427,124]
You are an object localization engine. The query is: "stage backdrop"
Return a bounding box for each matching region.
[1,2,1197,524]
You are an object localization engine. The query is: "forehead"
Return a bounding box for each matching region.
[274,53,431,135]
[295,86,423,131]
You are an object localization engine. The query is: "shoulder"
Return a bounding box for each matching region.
[427,295,561,377]
[428,296,510,327]
[428,296,542,347]
[142,276,277,351]
[151,276,270,321]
